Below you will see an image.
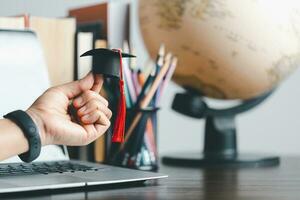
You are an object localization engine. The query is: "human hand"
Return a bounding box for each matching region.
[26,73,112,146]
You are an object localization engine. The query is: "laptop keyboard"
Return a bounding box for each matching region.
[0,161,101,177]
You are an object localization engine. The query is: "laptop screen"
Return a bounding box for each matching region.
[0,29,68,163]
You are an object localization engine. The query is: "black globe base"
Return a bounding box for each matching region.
[168,90,280,168]
[162,153,280,168]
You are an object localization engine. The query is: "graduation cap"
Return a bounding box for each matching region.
[81,48,135,78]
[81,48,136,143]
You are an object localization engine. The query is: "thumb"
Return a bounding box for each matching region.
[57,72,94,99]
[91,74,104,93]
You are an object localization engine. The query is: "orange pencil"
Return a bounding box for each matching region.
[137,70,145,86]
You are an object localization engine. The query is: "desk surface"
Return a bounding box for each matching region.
[6,157,300,200]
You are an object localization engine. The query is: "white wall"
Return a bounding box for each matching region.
[1,0,300,156]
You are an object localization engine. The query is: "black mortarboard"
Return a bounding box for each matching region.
[81,48,135,78]
[80,48,135,143]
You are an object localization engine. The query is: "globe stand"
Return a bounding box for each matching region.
[162,90,280,167]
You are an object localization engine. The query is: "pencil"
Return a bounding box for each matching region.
[140,53,172,108]
[134,68,156,108]
[123,76,132,107]
[137,69,145,86]
[143,59,155,80]
[156,56,178,104]
[153,45,165,106]
[131,71,141,95]
[129,47,137,71]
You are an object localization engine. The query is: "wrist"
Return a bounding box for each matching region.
[26,108,48,146]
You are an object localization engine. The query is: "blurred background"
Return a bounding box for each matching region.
[0,0,299,157]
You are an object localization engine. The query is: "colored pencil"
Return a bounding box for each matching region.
[153,44,165,106]
[137,69,145,86]
[134,68,156,108]
[156,56,178,104]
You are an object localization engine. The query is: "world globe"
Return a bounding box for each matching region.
[139,0,300,100]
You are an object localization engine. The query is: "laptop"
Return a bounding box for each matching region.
[0,29,167,194]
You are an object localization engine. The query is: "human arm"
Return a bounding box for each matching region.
[0,73,112,161]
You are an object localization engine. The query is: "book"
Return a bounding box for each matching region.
[0,17,26,29]
[94,39,109,163]
[77,21,103,39]
[76,32,93,79]
[29,17,76,86]
[74,21,104,80]
[108,1,130,47]
[75,32,98,162]
[71,7,107,160]
[69,3,108,39]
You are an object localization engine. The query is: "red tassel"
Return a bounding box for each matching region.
[112,49,127,143]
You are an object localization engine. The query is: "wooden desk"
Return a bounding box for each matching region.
[5,157,300,200]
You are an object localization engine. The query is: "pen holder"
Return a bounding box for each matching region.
[109,107,159,171]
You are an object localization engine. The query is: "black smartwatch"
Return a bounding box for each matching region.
[4,110,41,163]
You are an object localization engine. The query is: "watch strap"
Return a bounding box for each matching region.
[4,110,41,162]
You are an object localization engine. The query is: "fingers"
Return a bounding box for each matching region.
[72,90,112,126]
[81,110,111,126]
[73,90,109,108]
[77,99,112,119]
